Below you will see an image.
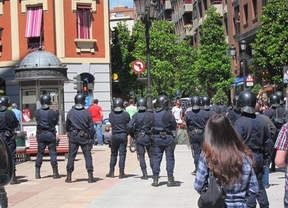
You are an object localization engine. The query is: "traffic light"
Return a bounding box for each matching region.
[82,79,88,96]
[73,75,82,93]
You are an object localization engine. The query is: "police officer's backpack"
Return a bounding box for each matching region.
[272,107,286,129]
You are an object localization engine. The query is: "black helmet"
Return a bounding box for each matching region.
[0,96,10,111]
[113,98,124,112]
[237,90,256,114]
[275,91,284,104]
[191,95,201,110]
[40,94,52,109]
[155,95,169,111]
[137,97,147,111]
[201,96,210,110]
[269,94,280,107]
[74,94,86,109]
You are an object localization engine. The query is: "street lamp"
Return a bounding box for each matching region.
[230,40,252,90]
[134,0,157,111]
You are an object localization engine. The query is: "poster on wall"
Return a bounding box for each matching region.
[22,108,31,122]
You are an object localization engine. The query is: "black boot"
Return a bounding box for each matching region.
[10,171,19,185]
[151,175,159,187]
[53,167,61,179]
[119,169,126,179]
[65,172,72,183]
[35,167,41,179]
[167,175,180,187]
[140,169,148,180]
[88,171,96,183]
[106,168,114,178]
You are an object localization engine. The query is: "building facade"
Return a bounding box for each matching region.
[0,0,111,134]
[110,6,136,32]
[158,0,268,97]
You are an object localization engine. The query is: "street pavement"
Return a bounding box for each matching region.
[6,145,285,208]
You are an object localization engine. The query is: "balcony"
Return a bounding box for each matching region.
[164,0,172,10]
[184,25,194,36]
[212,3,223,16]
[181,2,193,16]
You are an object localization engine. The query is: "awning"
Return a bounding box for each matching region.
[25,6,43,38]
[233,76,244,87]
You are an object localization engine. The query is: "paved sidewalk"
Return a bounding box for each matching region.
[6,145,286,208]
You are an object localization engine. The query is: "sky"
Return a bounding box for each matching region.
[109,0,133,9]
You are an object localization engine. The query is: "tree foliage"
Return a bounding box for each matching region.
[130,20,197,98]
[212,88,228,104]
[193,6,233,98]
[252,0,288,88]
[111,21,139,97]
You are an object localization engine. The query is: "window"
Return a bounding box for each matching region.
[21,89,36,123]
[243,4,248,25]
[198,2,203,18]
[76,5,92,39]
[252,0,257,19]
[25,6,44,51]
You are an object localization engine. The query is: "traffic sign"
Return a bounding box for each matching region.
[132,60,146,74]
[246,74,254,87]
[246,74,254,82]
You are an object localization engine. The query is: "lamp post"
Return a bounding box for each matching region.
[134,0,157,111]
[230,40,252,90]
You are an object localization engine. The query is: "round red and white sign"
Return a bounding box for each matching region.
[132,60,146,74]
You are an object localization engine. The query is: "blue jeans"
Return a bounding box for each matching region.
[262,165,270,188]
[94,122,103,145]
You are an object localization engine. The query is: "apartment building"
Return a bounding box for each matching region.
[169,0,268,94]
[110,5,136,32]
[0,0,111,134]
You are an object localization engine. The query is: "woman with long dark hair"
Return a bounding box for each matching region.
[194,113,259,207]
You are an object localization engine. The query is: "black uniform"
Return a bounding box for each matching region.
[226,107,241,125]
[66,107,95,173]
[152,108,177,182]
[235,113,273,208]
[0,135,13,208]
[127,110,154,178]
[0,108,19,182]
[185,109,208,171]
[35,107,59,170]
[108,110,130,177]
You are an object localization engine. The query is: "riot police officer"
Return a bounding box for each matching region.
[275,90,285,105]
[185,95,208,175]
[263,93,287,172]
[201,95,215,118]
[0,133,13,208]
[151,95,179,187]
[34,94,60,179]
[234,90,273,208]
[106,98,130,178]
[65,94,96,183]
[0,96,19,184]
[226,95,241,125]
[127,97,154,180]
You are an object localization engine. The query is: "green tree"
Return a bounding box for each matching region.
[212,88,228,104]
[193,6,233,98]
[111,22,139,98]
[130,20,197,98]
[252,0,288,88]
